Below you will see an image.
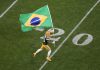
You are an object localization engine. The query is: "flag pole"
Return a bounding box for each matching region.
[47,5,55,47]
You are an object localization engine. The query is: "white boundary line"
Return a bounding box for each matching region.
[39,0,100,70]
[0,0,18,18]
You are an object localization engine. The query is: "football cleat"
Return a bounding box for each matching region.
[32,53,36,57]
[46,57,52,61]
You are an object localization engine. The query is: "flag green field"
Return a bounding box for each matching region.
[19,5,53,32]
[0,0,100,70]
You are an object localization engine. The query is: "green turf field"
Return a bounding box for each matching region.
[0,0,100,70]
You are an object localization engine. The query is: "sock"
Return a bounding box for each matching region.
[35,49,42,54]
[47,50,51,57]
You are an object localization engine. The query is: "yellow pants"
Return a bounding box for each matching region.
[41,44,51,50]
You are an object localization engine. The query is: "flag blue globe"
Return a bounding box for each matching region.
[30,17,41,26]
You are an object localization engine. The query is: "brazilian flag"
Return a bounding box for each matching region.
[19,5,53,32]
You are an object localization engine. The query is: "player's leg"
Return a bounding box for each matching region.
[47,50,52,61]
[33,44,44,57]
[45,45,52,61]
[33,48,43,56]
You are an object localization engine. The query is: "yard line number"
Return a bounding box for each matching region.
[40,28,65,43]
[72,33,93,46]
[40,28,93,46]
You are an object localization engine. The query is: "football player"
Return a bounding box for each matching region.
[33,29,54,61]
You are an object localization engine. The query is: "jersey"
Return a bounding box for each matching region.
[43,31,51,45]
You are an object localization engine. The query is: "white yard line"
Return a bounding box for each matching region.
[39,0,100,70]
[0,0,18,18]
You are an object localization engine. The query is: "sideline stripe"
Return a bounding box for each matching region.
[0,0,18,18]
[39,0,100,70]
